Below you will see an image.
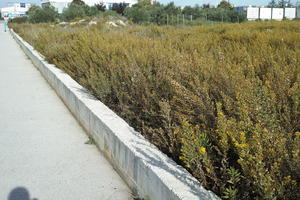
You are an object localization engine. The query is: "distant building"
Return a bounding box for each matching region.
[41,0,138,14]
[247,7,259,20]
[247,6,298,21]
[151,0,157,5]
[0,3,31,19]
[233,6,250,12]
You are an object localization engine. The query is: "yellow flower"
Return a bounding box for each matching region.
[206,167,211,173]
[235,143,248,149]
[199,147,206,154]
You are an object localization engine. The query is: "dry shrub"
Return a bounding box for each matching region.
[10,21,300,199]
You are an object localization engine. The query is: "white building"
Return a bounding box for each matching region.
[0,3,31,18]
[41,0,138,14]
[233,5,250,12]
[247,6,299,21]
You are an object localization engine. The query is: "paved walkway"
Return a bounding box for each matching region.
[0,22,132,200]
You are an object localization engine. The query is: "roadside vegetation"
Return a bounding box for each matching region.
[10,20,300,199]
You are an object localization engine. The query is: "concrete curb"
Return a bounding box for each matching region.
[10,29,220,200]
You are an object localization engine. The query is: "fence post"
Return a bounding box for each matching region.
[283,4,286,19]
[167,14,169,25]
[4,21,7,32]
[271,7,273,20]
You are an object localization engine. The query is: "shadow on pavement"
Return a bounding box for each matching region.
[8,187,38,200]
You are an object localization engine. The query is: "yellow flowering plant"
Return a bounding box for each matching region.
[10,21,300,199]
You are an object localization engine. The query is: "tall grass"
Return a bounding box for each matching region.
[10,21,300,199]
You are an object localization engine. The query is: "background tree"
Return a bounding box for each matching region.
[124,0,155,24]
[95,3,106,11]
[163,2,181,16]
[202,4,210,8]
[112,3,128,15]
[61,2,98,21]
[278,0,293,7]
[286,0,293,7]
[27,5,58,23]
[268,0,279,7]
[217,0,233,9]
[182,5,202,19]
[125,0,246,24]
[72,0,85,5]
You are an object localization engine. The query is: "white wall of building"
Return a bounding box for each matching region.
[272,8,284,20]
[0,3,31,18]
[285,8,296,19]
[247,7,259,20]
[259,8,272,20]
[247,7,298,21]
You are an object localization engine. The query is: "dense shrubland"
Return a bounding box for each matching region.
[10,21,300,199]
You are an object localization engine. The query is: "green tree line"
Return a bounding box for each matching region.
[11,0,246,25]
[125,0,246,25]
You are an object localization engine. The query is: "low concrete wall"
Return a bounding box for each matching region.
[10,29,220,200]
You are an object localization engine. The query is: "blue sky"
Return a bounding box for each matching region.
[0,0,298,8]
